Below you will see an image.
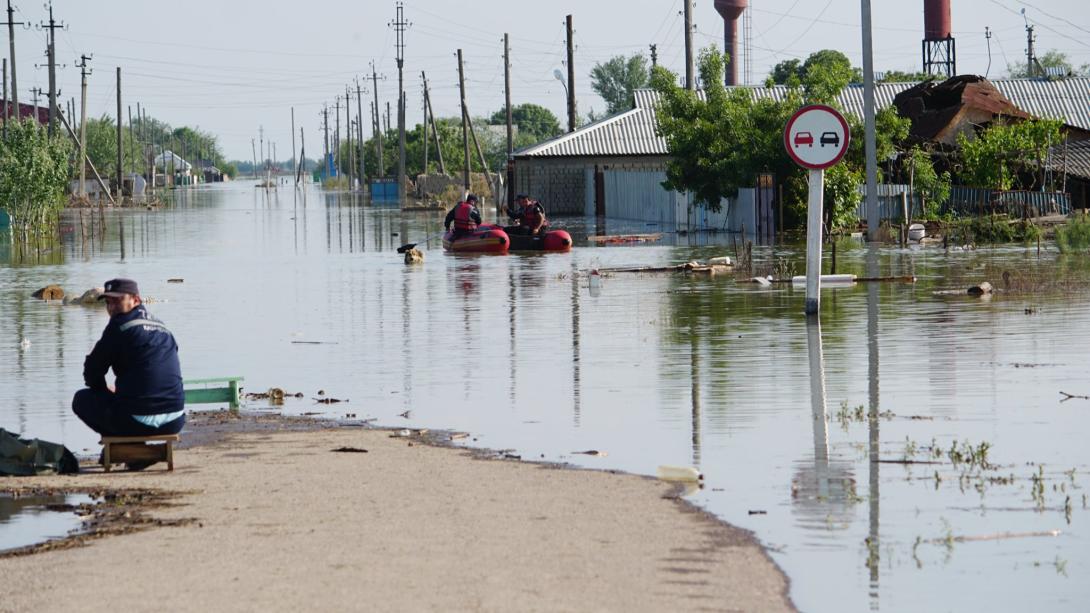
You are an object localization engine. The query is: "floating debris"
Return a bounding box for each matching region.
[572,450,608,457]
[398,410,412,419]
[31,285,65,300]
[586,233,662,244]
[657,465,703,482]
[331,447,368,453]
[167,278,184,283]
[1060,391,1089,402]
[449,432,469,441]
[748,510,768,515]
[968,282,994,296]
[314,397,345,404]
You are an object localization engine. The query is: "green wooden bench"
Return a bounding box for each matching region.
[183,376,244,409]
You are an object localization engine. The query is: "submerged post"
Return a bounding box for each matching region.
[804,169,824,315]
[783,104,850,317]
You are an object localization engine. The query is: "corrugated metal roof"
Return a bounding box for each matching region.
[1048,139,1090,181]
[517,77,1090,158]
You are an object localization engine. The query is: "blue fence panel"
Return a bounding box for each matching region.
[370,179,400,204]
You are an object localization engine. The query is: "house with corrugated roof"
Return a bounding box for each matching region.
[513,77,1090,228]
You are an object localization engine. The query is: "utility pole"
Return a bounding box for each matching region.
[259,125,265,179]
[321,104,329,176]
[423,71,446,174]
[127,105,134,175]
[371,62,385,177]
[251,138,257,180]
[565,15,576,132]
[2,58,7,137]
[683,1,694,90]
[4,0,23,118]
[1025,24,1039,77]
[116,66,122,200]
[291,106,297,185]
[354,77,365,185]
[38,2,63,136]
[861,0,879,241]
[390,1,410,194]
[29,85,38,108]
[650,43,658,68]
[333,95,341,177]
[385,101,391,134]
[420,72,428,174]
[503,33,514,210]
[77,53,91,198]
[457,48,470,191]
[345,84,353,186]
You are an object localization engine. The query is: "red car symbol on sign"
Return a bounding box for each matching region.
[793,131,814,148]
[820,131,840,147]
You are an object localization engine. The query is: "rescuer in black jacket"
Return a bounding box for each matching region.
[73,278,185,440]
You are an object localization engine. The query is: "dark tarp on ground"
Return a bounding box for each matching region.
[0,429,79,476]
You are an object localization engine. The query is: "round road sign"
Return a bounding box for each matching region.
[783,104,850,170]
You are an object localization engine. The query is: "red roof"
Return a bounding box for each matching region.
[0,100,50,125]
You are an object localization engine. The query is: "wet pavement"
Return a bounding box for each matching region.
[2,181,1089,611]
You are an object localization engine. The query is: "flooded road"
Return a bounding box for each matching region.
[3,181,1089,611]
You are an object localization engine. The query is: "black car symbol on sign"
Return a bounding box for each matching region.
[820,131,840,147]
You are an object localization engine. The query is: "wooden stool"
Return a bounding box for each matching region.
[100,434,180,472]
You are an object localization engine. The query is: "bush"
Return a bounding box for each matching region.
[1056,212,1090,253]
[945,215,1041,246]
[0,119,72,244]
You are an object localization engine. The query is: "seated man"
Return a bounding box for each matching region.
[444,194,482,237]
[509,194,547,235]
[73,278,185,455]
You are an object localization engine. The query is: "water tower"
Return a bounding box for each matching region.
[714,0,748,86]
[922,0,956,77]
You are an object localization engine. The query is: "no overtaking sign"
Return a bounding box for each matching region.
[784,104,850,170]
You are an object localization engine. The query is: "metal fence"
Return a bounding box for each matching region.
[856,185,1072,220]
[942,187,1071,218]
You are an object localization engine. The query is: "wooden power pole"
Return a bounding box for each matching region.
[457,48,470,192]
[504,32,514,210]
[565,15,576,132]
[684,0,694,90]
[115,66,122,200]
[77,54,91,198]
[422,72,446,174]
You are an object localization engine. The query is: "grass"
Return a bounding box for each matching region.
[1056,212,1090,253]
[945,215,1042,246]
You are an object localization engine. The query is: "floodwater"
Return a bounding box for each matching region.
[0,493,93,553]
[2,181,1090,611]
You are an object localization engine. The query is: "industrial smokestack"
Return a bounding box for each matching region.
[714,0,748,86]
[922,0,956,76]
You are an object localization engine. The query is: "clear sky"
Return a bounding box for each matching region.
[8,0,1086,160]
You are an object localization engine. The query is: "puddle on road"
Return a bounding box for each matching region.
[0,493,95,554]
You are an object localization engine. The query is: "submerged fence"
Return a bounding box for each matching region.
[943,187,1070,218]
[856,185,1071,221]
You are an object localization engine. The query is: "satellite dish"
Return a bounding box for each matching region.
[553,69,564,81]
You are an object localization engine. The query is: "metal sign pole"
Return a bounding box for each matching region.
[805,168,825,316]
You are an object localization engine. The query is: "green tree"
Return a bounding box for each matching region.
[488,103,561,143]
[83,115,136,183]
[878,70,933,83]
[0,118,72,243]
[767,59,803,85]
[1009,50,1077,78]
[802,49,857,104]
[955,118,1063,190]
[651,47,802,212]
[902,145,950,218]
[589,54,650,115]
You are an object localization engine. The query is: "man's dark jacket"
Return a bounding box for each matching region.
[82,306,184,416]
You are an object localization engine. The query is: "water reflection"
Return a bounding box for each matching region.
[4,183,1090,612]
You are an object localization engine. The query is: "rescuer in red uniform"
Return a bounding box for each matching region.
[509,194,547,235]
[444,194,482,237]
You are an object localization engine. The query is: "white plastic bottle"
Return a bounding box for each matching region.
[656,465,703,482]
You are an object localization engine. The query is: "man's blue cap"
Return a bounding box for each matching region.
[100,278,140,298]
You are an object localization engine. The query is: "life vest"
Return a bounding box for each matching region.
[520,202,544,228]
[453,202,477,232]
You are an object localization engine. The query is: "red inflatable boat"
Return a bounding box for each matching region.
[500,226,573,252]
[442,226,510,253]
